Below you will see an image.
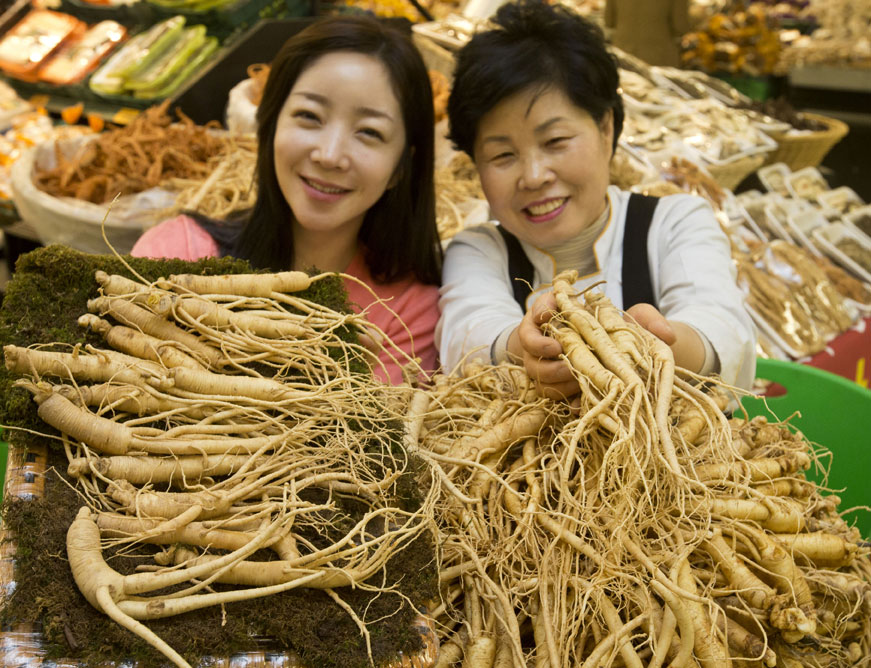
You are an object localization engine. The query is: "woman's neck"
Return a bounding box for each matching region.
[292,226,360,273]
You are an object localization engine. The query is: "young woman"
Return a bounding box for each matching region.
[435,0,756,396]
[132,15,443,384]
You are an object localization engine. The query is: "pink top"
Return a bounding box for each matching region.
[131,215,440,385]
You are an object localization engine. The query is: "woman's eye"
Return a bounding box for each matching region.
[490,151,513,162]
[547,136,570,147]
[360,128,384,141]
[293,110,319,123]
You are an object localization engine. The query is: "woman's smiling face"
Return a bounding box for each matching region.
[473,85,614,247]
[273,51,406,242]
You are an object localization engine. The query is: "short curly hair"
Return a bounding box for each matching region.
[447,0,624,158]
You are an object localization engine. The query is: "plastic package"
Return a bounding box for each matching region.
[38,20,127,85]
[89,15,185,95]
[844,204,871,239]
[816,185,865,216]
[785,166,828,201]
[225,77,259,135]
[736,239,857,358]
[0,10,85,79]
[813,221,871,284]
[757,162,792,197]
[785,209,827,257]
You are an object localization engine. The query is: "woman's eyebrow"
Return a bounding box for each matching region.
[355,106,395,122]
[478,134,511,147]
[534,116,566,133]
[289,91,394,122]
[478,116,567,146]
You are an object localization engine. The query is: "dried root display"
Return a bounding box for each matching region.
[3,264,438,668]
[435,152,485,241]
[161,133,258,220]
[736,241,857,357]
[410,270,870,667]
[34,101,233,204]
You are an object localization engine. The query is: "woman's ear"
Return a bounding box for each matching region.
[600,110,614,149]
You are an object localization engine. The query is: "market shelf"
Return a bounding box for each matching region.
[789,65,871,94]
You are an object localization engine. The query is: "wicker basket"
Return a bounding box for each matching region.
[761,112,849,172]
[0,443,439,668]
[705,152,767,192]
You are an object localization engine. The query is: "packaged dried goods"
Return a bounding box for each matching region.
[845,205,871,238]
[817,186,865,216]
[0,10,84,79]
[813,221,871,284]
[38,21,127,86]
[786,166,829,201]
[736,240,856,357]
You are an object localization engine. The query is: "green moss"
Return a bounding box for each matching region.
[0,245,438,667]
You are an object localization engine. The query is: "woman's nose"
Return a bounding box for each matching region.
[518,153,554,190]
[311,128,350,170]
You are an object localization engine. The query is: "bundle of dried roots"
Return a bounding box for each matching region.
[4,266,439,668]
[407,269,870,667]
[34,101,232,204]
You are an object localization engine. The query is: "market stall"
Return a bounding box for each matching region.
[0,1,869,665]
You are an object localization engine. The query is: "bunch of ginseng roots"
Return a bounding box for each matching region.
[408,270,870,668]
[34,100,235,204]
[3,267,439,668]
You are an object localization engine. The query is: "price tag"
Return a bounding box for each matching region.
[855,357,869,389]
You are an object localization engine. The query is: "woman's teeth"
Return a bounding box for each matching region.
[527,198,565,216]
[307,179,346,194]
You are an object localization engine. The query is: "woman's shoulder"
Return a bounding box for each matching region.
[444,222,506,257]
[609,186,713,218]
[447,221,500,242]
[131,214,221,261]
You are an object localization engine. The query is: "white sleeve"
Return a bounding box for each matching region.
[649,195,757,390]
[435,226,527,374]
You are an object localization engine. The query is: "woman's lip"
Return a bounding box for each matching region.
[300,176,350,202]
[523,197,568,223]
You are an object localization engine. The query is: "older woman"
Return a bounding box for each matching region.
[435,0,755,396]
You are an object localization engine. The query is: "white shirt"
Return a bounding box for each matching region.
[435,186,757,390]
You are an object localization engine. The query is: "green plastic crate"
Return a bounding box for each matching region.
[740,357,871,539]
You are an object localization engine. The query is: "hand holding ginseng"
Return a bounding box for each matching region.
[625,302,707,374]
[508,285,709,401]
[506,291,581,401]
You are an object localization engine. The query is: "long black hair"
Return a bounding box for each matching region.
[230,14,441,284]
[447,0,624,158]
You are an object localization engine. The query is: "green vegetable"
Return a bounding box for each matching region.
[115,15,187,80]
[133,36,218,99]
[88,16,186,96]
[125,25,206,91]
[89,32,152,95]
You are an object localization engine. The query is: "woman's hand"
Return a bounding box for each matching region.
[624,303,705,373]
[504,297,707,399]
[506,292,581,400]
